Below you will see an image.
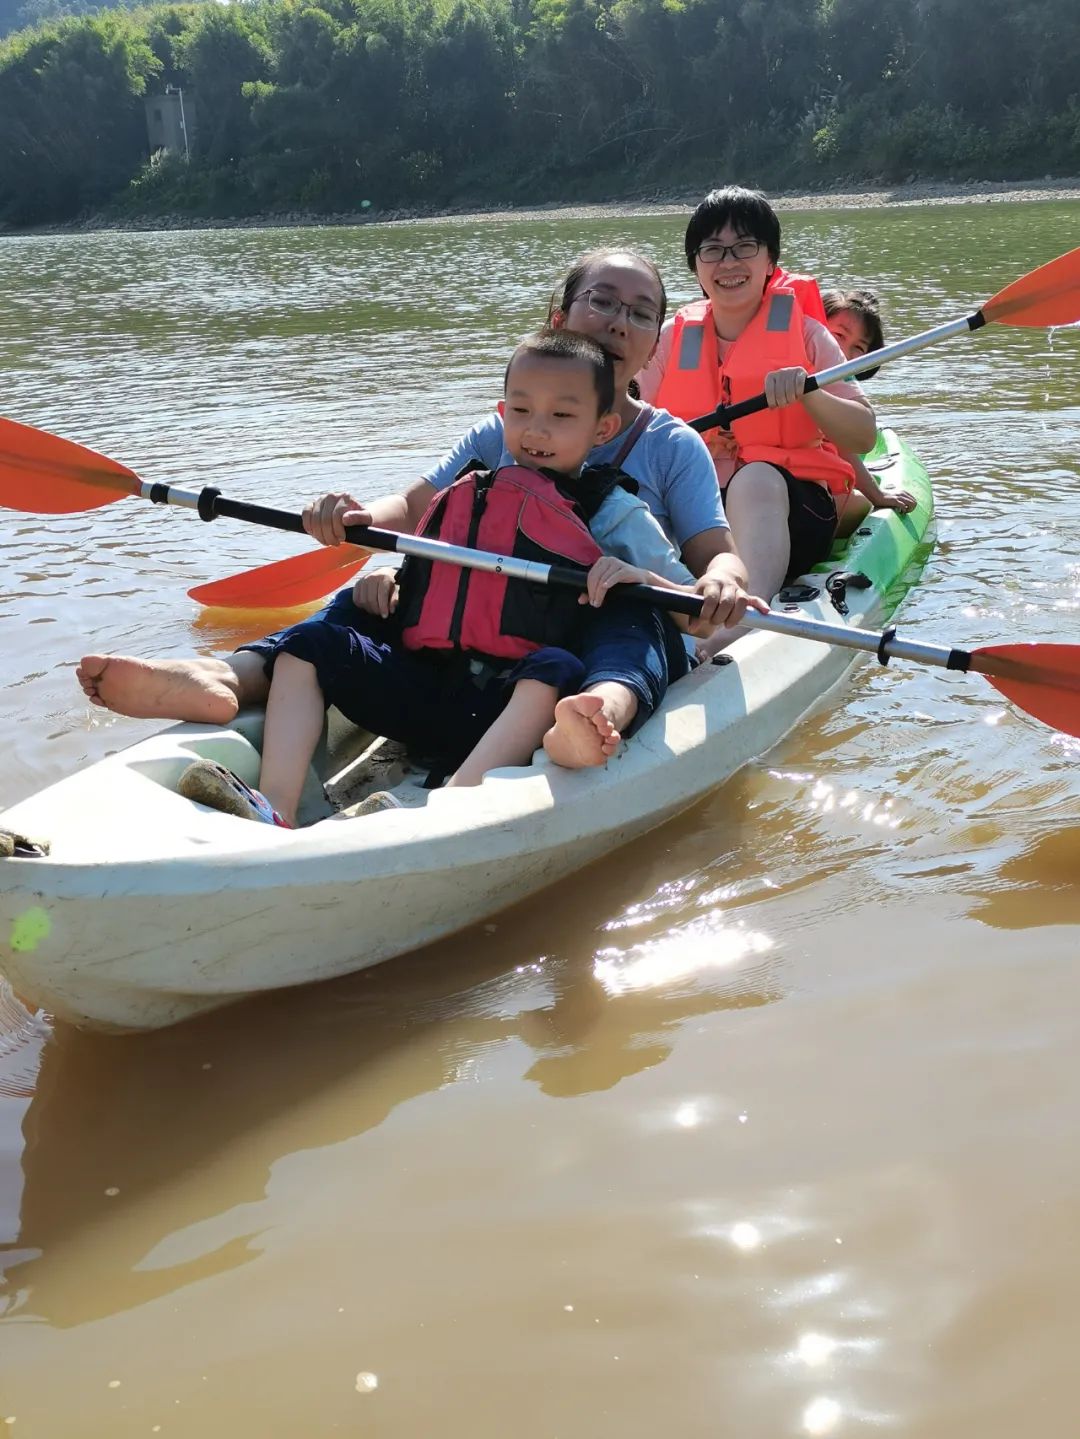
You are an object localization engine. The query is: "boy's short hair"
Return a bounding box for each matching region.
[505,328,616,416]
[821,287,885,379]
[684,186,782,270]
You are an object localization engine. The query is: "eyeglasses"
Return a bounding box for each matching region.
[571,288,662,332]
[695,239,762,264]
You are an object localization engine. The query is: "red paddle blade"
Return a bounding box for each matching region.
[0,416,141,513]
[189,544,372,608]
[973,643,1080,737]
[982,247,1080,328]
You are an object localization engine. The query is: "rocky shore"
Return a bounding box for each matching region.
[9,175,1080,235]
[421,175,1080,227]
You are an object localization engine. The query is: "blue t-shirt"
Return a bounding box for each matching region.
[421,405,727,552]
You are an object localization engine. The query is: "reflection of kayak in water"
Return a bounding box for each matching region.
[5,957,486,1327]
[0,430,933,1034]
[3,867,774,1329]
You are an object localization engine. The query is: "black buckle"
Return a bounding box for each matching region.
[777,583,819,604]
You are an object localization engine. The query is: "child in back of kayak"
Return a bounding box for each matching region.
[822,288,919,537]
[177,329,711,827]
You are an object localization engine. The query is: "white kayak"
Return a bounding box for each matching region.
[0,430,933,1032]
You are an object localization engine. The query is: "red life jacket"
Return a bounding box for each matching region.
[654,286,855,495]
[397,465,605,661]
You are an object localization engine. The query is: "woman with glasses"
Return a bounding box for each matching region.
[637,188,877,641]
[78,248,762,771]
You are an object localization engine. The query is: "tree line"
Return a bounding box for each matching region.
[1,0,1078,227]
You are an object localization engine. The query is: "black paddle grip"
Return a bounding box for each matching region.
[206,493,308,534]
[193,494,403,554]
[690,376,821,434]
[196,495,399,554]
[547,564,704,617]
[194,497,704,620]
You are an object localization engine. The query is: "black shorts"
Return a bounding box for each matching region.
[239,596,584,770]
[723,465,838,582]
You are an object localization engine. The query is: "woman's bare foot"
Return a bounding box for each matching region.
[76,655,243,724]
[543,694,622,769]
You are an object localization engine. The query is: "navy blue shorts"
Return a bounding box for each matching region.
[240,592,583,769]
[239,585,690,749]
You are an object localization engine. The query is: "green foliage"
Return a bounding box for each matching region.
[172,3,272,164]
[1,0,212,41]
[0,10,161,222]
[0,0,1077,226]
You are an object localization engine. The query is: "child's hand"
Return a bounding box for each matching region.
[581,555,650,607]
[303,492,373,546]
[882,489,917,514]
[353,569,399,617]
[764,366,808,409]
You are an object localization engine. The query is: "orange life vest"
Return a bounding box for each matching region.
[654,282,855,495]
[771,268,827,322]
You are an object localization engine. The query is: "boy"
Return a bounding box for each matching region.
[179,329,712,827]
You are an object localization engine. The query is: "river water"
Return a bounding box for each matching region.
[0,203,1078,1436]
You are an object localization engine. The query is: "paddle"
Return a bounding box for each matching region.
[188,545,373,608]
[688,245,1080,433]
[1,421,1077,738]
[0,415,374,608]
[189,533,1080,741]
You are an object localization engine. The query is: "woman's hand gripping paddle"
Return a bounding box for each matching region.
[1,413,1078,740]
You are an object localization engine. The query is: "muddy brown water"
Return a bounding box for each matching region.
[1,202,1078,1436]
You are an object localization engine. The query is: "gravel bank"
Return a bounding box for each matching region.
[8,175,1080,235]
[424,177,1080,226]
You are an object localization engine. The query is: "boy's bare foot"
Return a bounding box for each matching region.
[76,655,241,724]
[543,694,621,769]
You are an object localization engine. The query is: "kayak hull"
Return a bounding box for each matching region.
[0,430,933,1031]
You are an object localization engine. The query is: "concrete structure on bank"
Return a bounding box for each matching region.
[145,87,195,158]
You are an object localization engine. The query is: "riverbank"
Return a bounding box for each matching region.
[7,175,1080,236]
[422,175,1080,227]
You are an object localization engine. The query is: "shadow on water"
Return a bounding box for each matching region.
[0,780,781,1329]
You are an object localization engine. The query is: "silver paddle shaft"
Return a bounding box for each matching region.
[146,481,968,666]
[740,607,970,671]
[804,313,981,393]
[691,312,983,431]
